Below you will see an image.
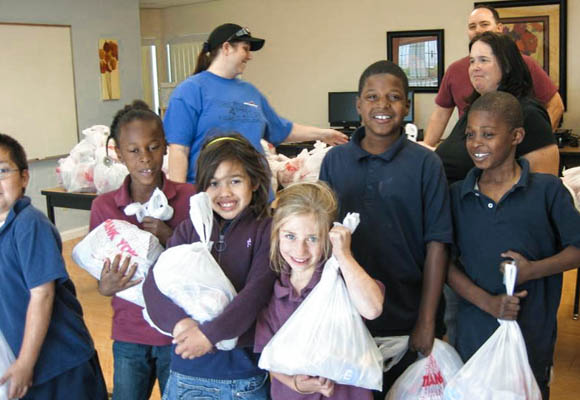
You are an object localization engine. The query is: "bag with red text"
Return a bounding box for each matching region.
[0,329,15,400]
[149,192,238,350]
[72,219,164,307]
[385,339,463,400]
[443,263,541,400]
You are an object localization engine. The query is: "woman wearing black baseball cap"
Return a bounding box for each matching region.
[163,23,347,184]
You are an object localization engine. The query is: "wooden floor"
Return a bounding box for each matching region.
[63,238,580,399]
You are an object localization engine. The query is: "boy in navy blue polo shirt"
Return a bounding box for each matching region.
[447,91,580,400]
[0,134,107,399]
[319,60,453,397]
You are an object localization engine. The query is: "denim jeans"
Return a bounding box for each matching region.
[162,371,270,400]
[112,340,172,400]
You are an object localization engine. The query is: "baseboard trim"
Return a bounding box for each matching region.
[60,225,89,241]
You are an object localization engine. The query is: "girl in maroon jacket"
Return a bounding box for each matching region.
[143,133,275,399]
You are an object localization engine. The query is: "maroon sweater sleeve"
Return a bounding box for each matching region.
[198,218,276,346]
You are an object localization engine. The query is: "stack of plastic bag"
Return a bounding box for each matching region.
[562,166,580,211]
[93,146,129,194]
[56,125,128,194]
[72,219,164,307]
[443,262,542,400]
[258,213,383,391]
[385,339,463,400]
[124,188,174,223]
[0,330,15,400]
[262,140,332,190]
[148,192,238,350]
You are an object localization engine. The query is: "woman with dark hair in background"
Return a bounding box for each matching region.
[164,23,347,184]
[435,31,559,185]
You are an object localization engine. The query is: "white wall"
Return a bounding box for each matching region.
[142,0,579,137]
[2,0,143,234]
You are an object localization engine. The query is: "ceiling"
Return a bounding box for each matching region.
[139,0,215,9]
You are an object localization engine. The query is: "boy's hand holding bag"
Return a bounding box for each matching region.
[72,219,164,307]
[146,192,238,351]
[443,262,542,400]
[258,212,383,391]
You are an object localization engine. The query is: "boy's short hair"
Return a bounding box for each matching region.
[358,60,409,96]
[0,133,28,171]
[270,181,337,274]
[196,133,271,219]
[473,4,501,24]
[469,91,524,131]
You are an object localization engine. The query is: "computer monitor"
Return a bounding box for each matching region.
[328,92,360,129]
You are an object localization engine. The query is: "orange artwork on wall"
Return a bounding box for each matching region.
[99,39,120,100]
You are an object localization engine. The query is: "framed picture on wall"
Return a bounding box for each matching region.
[386,29,444,93]
[475,0,567,106]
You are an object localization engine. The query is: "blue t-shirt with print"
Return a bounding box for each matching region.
[163,71,293,183]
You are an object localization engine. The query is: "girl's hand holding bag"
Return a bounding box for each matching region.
[146,192,238,351]
[258,213,383,391]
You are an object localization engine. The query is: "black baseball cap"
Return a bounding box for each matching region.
[206,23,265,52]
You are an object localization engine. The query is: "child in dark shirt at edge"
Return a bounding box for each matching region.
[142,133,276,399]
[0,133,107,399]
[89,100,196,399]
[447,91,580,400]
[319,60,453,398]
[254,181,384,399]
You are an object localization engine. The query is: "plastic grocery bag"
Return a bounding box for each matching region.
[276,141,332,188]
[443,263,541,400]
[93,148,128,195]
[375,336,409,373]
[0,329,15,400]
[124,187,174,223]
[150,192,237,350]
[72,219,164,307]
[385,339,463,400]
[258,213,383,391]
[562,166,580,211]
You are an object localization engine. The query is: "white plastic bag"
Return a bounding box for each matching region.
[375,336,409,373]
[72,219,164,307]
[124,187,174,223]
[562,166,580,211]
[150,192,237,350]
[386,339,463,400]
[258,213,383,391]
[0,329,15,400]
[93,147,128,195]
[275,141,332,188]
[443,263,541,400]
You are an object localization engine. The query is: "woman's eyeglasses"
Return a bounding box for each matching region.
[226,27,251,42]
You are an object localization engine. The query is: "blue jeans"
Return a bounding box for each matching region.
[112,341,171,400]
[162,371,269,400]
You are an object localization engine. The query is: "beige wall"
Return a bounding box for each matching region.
[141,0,578,135]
